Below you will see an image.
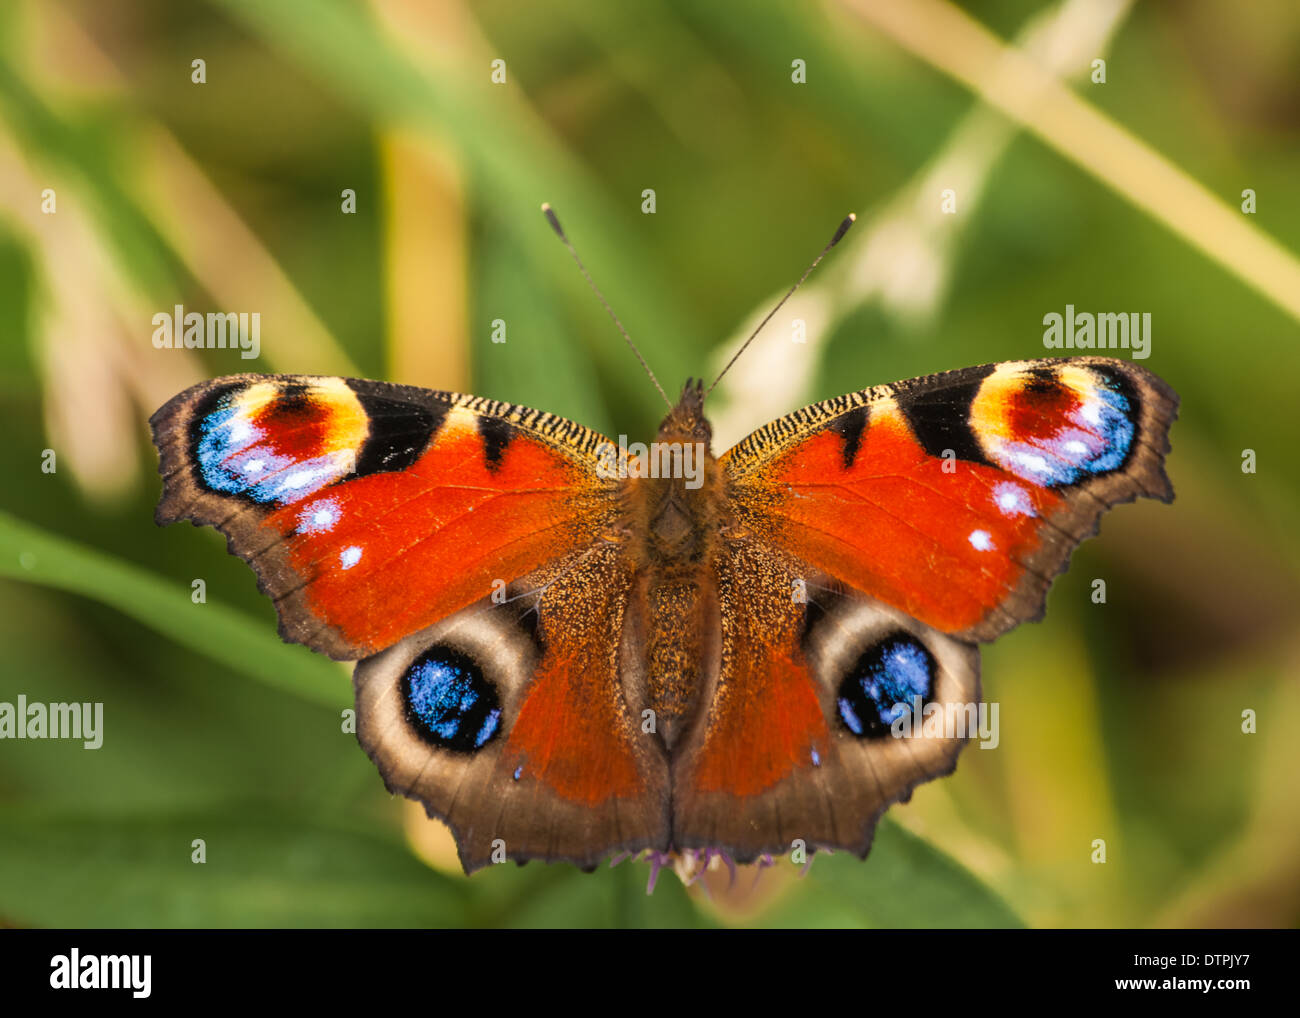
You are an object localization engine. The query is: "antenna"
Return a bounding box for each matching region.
[705,213,856,397]
[541,203,672,410]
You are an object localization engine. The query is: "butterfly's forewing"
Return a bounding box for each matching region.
[672,356,1177,859]
[152,375,670,870]
[151,375,621,658]
[720,357,1178,642]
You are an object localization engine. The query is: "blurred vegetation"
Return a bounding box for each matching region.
[0,0,1298,927]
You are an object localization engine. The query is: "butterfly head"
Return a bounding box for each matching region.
[657,378,713,450]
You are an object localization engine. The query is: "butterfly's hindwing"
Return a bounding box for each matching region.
[354,543,670,873]
[671,538,979,862]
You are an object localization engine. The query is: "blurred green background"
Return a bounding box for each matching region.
[1,0,1298,928]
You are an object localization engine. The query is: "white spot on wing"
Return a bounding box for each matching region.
[993,481,1037,519]
[1012,451,1050,476]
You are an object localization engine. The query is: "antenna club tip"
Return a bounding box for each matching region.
[541,202,566,240]
[830,213,856,246]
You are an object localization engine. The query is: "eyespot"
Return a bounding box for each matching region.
[836,633,937,738]
[971,365,1138,488]
[401,645,502,752]
[189,380,366,504]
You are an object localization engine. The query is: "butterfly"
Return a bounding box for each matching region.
[149,214,1177,876]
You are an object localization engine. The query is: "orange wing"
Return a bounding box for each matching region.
[670,357,1177,862]
[354,541,669,872]
[152,375,669,870]
[151,375,621,658]
[672,546,980,863]
[721,357,1178,642]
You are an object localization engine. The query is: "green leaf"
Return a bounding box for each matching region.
[0,808,471,928]
[0,510,343,707]
[756,820,1024,928]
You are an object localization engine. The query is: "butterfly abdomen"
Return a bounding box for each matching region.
[640,573,715,749]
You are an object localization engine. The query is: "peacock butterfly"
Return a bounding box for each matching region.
[149,209,1178,875]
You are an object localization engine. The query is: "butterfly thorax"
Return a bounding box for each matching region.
[628,380,722,748]
[638,381,716,556]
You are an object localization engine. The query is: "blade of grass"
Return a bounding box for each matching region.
[839,0,1300,325]
[0,37,361,380]
[213,0,701,422]
[0,510,344,707]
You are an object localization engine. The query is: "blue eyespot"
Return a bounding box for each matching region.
[190,386,351,505]
[401,646,501,753]
[1079,375,1135,475]
[837,634,936,738]
[990,372,1136,488]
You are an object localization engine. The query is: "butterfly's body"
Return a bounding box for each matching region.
[629,382,720,747]
[152,357,1177,873]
